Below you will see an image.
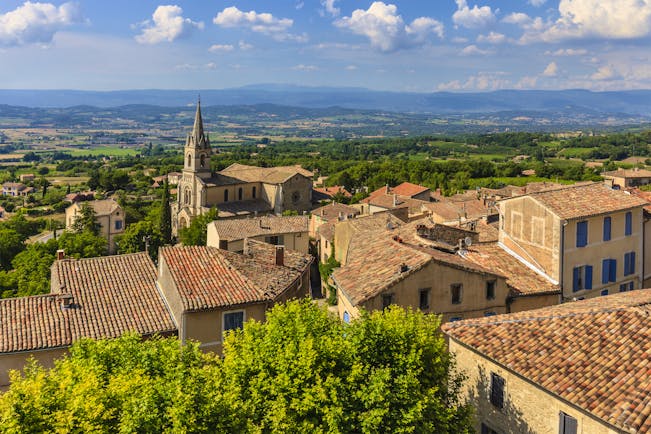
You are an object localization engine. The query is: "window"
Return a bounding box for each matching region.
[187,154,191,167]
[449,316,463,322]
[600,289,609,296]
[625,211,632,236]
[624,251,636,276]
[382,294,393,310]
[484,311,496,317]
[602,259,617,284]
[576,221,588,247]
[419,288,430,310]
[559,412,577,434]
[238,187,243,201]
[490,373,505,409]
[451,283,462,304]
[114,220,122,230]
[265,235,283,245]
[481,423,499,434]
[572,265,593,292]
[224,190,229,202]
[252,186,256,198]
[223,310,244,333]
[603,216,611,241]
[486,280,496,300]
[343,311,350,323]
[620,281,634,292]
[200,154,206,168]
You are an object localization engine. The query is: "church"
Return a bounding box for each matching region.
[172,101,314,235]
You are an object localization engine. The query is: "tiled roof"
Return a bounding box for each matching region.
[215,199,273,218]
[463,243,560,296]
[81,199,120,216]
[626,188,651,212]
[219,163,313,184]
[316,221,336,242]
[391,182,430,197]
[602,168,651,178]
[312,202,360,222]
[517,183,647,220]
[210,215,308,241]
[2,182,26,190]
[160,242,311,312]
[313,186,352,198]
[0,253,176,354]
[363,194,412,210]
[443,290,651,433]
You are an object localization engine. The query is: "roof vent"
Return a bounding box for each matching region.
[56,249,65,260]
[60,294,74,309]
[399,263,409,273]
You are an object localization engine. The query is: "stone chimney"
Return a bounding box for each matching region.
[275,245,284,266]
[56,249,65,260]
[60,293,73,309]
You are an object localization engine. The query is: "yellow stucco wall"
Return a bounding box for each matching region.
[0,347,68,387]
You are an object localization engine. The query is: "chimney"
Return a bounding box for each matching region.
[56,249,65,260]
[275,245,284,266]
[338,211,345,221]
[386,184,390,194]
[60,294,73,309]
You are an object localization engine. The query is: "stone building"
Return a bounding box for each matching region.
[601,167,651,189]
[65,199,124,254]
[172,101,313,235]
[443,290,651,434]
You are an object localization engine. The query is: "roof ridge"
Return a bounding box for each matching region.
[218,247,266,298]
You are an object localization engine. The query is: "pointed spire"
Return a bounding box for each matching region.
[192,96,204,140]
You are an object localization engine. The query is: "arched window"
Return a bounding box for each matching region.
[187,154,191,168]
[224,189,229,202]
[252,186,256,198]
[185,188,191,204]
[238,187,243,201]
[200,154,206,168]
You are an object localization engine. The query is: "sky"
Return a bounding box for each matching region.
[0,0,650,92]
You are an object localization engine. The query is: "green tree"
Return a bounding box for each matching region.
[5,243,56,297]
[117,220,164,261]
[0,229,25,271]
[57,231,107,259]
[178,208,218,246]
[71,203,101,235]
[159,179,172,244]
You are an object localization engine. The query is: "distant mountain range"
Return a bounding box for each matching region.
[1,86,651,116]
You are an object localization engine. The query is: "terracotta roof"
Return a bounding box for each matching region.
[215,199,273,218]
[443,290,651,433]
[463,243,560,296]
[312,202,360,222]
[219,163,313,184]
[209,215,308,241]
[313,185,352,198]
[391,182,430,197]
[626,188,651,212]
[0,253,176,354]
[2,182,26,190]
[602,168,651,178]
[362,194,413,210]
[513,183,647,220]
[159,242,311,312]
[77,199,120,216]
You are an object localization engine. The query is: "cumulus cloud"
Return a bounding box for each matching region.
[460,44,492,56]
[452,0,496,29]
[208,44,234,52]
[320,0,340,17]
[502,12,533,26]
[238,40,253,50]
[213,6,305,41]
[136,5,203,44]
[477,31,506,44]
[292,64,318,71]
[591,65,620,80]
[334,2,444,52]
[0,1,83,47]
[528,0,547,6]
[542,61,558,76]
[438,72,510,91]
[545,48,587,56]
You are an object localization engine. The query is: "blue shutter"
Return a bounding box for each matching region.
[625,212,632,236]
[573,267,580,292]
[609,259,617,282]
[576,221,588,247]
[584,265,592,290]
[631,252,636,274]
[602,259,610,284]
[624,253,630,276]
[603,217,611,241]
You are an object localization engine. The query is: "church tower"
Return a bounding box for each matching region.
[183,98,211,179]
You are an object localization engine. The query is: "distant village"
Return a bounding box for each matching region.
[2,104,651,433]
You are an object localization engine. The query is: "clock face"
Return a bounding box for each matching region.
[292,191,300,203]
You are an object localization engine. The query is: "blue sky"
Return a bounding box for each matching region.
[0,1,650,91]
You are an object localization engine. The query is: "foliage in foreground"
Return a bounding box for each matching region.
[0,301,472,433]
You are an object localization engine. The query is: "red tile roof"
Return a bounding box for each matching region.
[602,168,651,178]
[210,215,308,241]
[391,182,430,197]
[219,163,313,184]
[443,290,651,433]
[517,182,647,220]
[0,253,177,354]
[313,185,352,198]
[160,242,311,312]
[312,202,360,222]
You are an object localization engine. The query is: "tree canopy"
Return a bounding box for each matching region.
[0,301,472,433]
[178,207,218,246]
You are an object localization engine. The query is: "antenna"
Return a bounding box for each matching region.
[464,236,472,247]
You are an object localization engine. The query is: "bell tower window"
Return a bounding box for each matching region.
[187,154,192,168]
[200,154,206,168]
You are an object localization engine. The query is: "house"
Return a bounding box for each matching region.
[65,199,125,254]
[443,290,651,434]
[310,202,361,238]
[151,172,182,188]
[625,187,651,287]
[172,101,313,235]
[498,183,647,300]
[206,215,309,254]
[332,216,510,323]
[18,174,34,182]
[0,240,312,386]
[601,167,651,189]
[312,185,352,202]
[0,252,176,386]
[2,182,31,197]
[361,182,432,219]
[64,191,95,203]
[157,241,312,353]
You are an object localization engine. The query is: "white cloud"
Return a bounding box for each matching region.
[460,44,492,56]
[438,72,510,91]
[591,65,620,80]
[334,2,444,52]
[515,76,538,89]
[0,1,83,47]
[502,12,532,26]
[208,44,234,52]
[320,0,340,17]
[345,65,358,70]
[292,64,318,71]
[175,62,216,71]
[238,40,253,50]
[453,0,496,29]
[136,5,203,44]
[542,61,558,76]
[476,31,505,44]
[451,36,469,43]
[295,1,304,10]
[528,0,547,6]
[213,6,303,41]
[545,48,587,56]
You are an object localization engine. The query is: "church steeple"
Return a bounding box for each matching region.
[187,97,209,150]
[192,97,204,141]
[183,98,211,178]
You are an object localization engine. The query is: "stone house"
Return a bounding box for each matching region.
[2,182,32,197]
[65,199,125,254]
[443,289,651,434]
[206,215,309,254]
[498,183,647,300]
[601,167,651,189]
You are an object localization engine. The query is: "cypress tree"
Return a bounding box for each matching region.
[160,178,172,244]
